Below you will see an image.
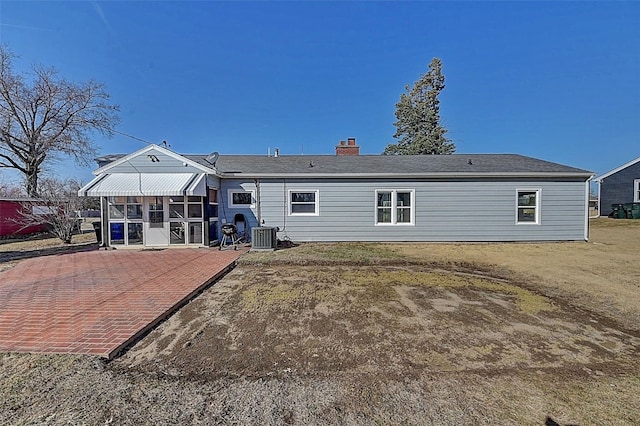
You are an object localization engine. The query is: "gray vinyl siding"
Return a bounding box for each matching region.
[599,162,640,216]
[206,175,220,188]
[103,148,212,175]
[219,180,260,229]
[238,178,587,242]
[92,148,591,244]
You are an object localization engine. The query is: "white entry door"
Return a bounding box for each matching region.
[145,196,168,246]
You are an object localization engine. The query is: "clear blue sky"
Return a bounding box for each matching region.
[0,1,638,186]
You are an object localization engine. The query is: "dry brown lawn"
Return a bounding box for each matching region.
[1,219,639,425]
[392,218,640,333]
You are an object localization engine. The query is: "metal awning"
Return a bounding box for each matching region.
[78,173,207,197]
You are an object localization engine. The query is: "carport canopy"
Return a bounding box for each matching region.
[78,173,207,197]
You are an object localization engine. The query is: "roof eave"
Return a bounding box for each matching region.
[220,172,594,179]
[594,156,640,182]
[93,145,217,175]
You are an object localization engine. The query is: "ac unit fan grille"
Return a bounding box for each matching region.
[251,227,277,250]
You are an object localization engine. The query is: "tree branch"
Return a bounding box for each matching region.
[0,46,119,195]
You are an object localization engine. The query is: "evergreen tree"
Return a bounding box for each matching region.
[384,58,455,155]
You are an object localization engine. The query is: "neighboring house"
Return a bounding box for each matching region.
[594,156,640,216]
[0,198,50,238]
[78,139,594,247]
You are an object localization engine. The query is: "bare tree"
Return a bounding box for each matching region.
[0,172,24,197]
[14,178,88,243]
[0,46,119,196]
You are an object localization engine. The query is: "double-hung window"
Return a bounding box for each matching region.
[634,179,640,203]
[289,190,319,216]
[516,189,540,224]
[375,190,414,225]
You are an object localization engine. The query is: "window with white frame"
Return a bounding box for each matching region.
[169,196,185,219]
[108,196,144,245]
[148,197,164,229]
[375,190,414,225]
[516,189,540,224]
[635,179,640,202]
[289,190,319,215]
[108,196,125,220]
[168,195,204,245]
[208,188,219,242]
[228,190,254,208]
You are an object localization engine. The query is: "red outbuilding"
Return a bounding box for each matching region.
[0,198,49,238]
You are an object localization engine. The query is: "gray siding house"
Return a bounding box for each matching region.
[79,141,593,247]
[594,156,640,216]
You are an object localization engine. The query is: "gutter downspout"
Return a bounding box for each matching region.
[596,178,602,218]
[254,178,261,225]
[282,179,287,233]
[585,177,592,241]
[100,196,108,248]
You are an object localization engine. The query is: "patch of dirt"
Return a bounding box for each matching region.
[113,265,640,384]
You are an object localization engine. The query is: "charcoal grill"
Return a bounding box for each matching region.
[219,224,240,250]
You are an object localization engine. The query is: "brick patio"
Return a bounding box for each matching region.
[0,247,244,359]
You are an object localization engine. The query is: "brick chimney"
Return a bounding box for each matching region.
[335,137,360,156]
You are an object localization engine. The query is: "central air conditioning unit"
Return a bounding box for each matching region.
[251,227,277,251]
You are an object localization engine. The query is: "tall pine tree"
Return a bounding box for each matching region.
[384,58,455,155]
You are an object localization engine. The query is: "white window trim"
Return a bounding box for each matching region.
[107,197,144,245]
[516,188,541,225]
[169,196,205,245]
[228,189,255,208]
[374,189,415,226]
[288,189,319,216]
[108,222,125,246]
[634,179,640,203]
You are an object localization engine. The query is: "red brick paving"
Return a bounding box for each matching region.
[0,247,244,359]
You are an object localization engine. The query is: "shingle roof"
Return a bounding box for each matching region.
[188,154,592,177]
[95,153,592,178]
